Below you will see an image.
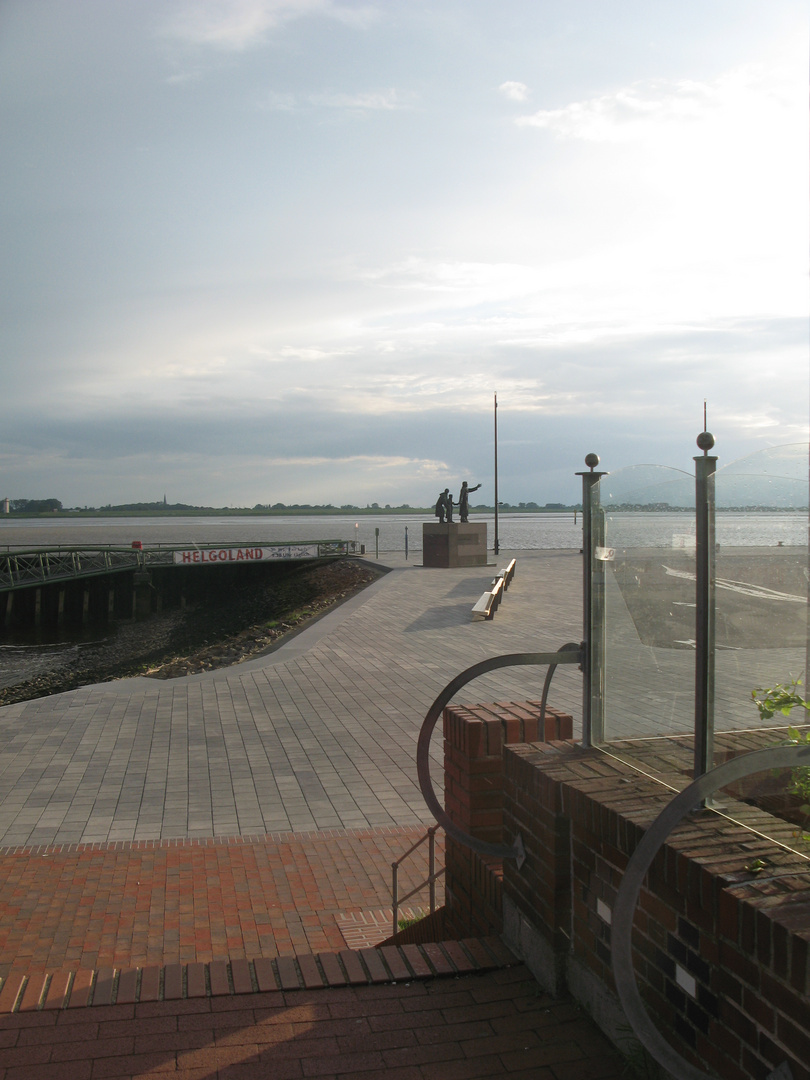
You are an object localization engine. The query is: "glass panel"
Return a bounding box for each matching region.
[708,444,810,855]
[594,445,810,861]
[595,465,696,742]
[713,443,808,741]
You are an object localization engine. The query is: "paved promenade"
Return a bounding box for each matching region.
[0,550,583,849]
[0,550,633,1078]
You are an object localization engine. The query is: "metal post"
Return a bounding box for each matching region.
[694,431,717,779]
[494,392,499,556]
[392,862,399,939]
[405,526,409,560]
[429,828,436,914]
[577,454,607,747]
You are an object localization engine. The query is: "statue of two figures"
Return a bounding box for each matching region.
[435,481,481,524]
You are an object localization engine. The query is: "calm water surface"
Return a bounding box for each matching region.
[1,511,806,552]
[1,512,806,690]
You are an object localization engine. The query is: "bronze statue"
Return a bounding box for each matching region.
[458,481,481,523]
[434,488,452,523]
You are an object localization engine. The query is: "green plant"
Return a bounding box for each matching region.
[752,680,810,837]
[751,680,810,722]
[397,910,425,931]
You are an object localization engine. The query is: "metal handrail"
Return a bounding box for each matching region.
[391,824,445,939]
[0,540,360,593]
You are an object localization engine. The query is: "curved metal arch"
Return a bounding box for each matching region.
[416,644,583,861]
[611,744,810,1080]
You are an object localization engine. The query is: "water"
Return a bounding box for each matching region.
[2,512,806,692]
[0,510,805,553]
[0,512,583,554]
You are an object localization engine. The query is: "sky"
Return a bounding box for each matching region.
[0,0,807,509]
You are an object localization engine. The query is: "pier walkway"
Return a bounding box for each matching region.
[0,551,629,1078]
[0,550,583,848]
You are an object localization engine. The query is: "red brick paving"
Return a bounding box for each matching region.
[0,827,437,976]
[0,965,627,1079]
[0,826,628,1077]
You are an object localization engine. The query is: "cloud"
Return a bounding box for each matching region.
[161,0,377,51]
[356,257,546,305]
[515,64,796,143]
[498,81,529,102]
[261,88,411,112]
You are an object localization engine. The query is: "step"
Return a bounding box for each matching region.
[0,937,517,1012]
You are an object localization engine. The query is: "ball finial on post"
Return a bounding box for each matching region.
[696,431,715,454]
[584,453,600,471]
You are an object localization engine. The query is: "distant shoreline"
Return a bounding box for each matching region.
[2,506,581,519]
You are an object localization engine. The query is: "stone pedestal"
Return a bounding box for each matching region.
[422,522,487,567]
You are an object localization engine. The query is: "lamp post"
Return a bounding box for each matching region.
[494,393,499,557]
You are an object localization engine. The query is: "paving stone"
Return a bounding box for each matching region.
[0,553,583,847]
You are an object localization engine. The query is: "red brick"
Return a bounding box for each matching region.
[297,954,324,990]
[339,950,367,986]
[0,975,26,1014]
[17,974,47,1012]
[318,952,347,987]
[163,964,184,1000]
[68,970,94,1009]
[209,961,230,997]
[43,971,72,1010]
[93,967,115,1007]
[139,966,161,1003]
[231,959,253,996]
[253,958,278,993]
[116,968,138,1005]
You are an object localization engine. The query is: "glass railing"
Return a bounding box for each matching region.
[594,465,696,742]
[713,444,808,743]
[709,445,809,855]
[592,444,810,860]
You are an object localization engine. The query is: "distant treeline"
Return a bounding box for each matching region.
[6,498,63,513]
[4,498,583,516]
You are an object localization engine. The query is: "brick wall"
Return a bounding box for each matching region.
[441,700,572,940]
[501,738,810,1080]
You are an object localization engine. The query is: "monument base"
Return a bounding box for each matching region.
[422,522,487,567]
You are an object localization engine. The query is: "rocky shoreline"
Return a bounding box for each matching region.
[0,559,384,707]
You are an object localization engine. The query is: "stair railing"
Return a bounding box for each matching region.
[391,824,445,938]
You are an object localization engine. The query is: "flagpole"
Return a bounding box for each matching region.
[494,392,499,557]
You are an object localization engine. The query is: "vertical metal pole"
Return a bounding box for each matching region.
[405,526,408,561]
[494,393,499,556]
[392,863,399,938]
[577,454,606,747]
[429,828,436,914]
[694,431,717,779]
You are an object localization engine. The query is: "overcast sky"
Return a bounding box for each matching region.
[1,0,807,509]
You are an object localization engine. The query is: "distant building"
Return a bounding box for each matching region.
[2,498,8,514]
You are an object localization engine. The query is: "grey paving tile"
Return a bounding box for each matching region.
[0,550,588,844]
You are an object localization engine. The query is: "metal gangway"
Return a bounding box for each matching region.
[0,540,359,594]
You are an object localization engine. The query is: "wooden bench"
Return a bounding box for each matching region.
[498,558,517,590]
[471,574,504,620]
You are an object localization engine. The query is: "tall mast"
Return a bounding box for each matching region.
[494,392,499,556]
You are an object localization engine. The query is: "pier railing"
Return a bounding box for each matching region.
[0,540,360,593]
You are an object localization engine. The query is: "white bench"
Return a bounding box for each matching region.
[498,558,517,589]
[471,575,504,620]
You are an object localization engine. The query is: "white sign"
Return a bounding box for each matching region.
[594,546,615,562]
[173,545,320,565]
